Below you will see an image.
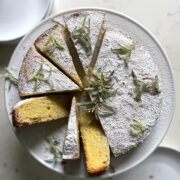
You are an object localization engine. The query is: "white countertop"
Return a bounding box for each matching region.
[0,0,179,179]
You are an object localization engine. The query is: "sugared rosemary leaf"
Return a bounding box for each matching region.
[78,68,117,118]
[130,119,148,136]
[0,68,18,89]
[111,43,134,66]
[132,71,161,101]
[28,64,53,91]
[72,15,92,55]
[41,33,64,53]
[45,137,62,164]
[54,37,64,49]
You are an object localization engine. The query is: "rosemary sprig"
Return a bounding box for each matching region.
[0,68,18,89]
[28,64,53,91]
[45,137,62,164]
[72,15,92,55]
[130,119,148,136]
[132,71,160,101]
[111,43,134,66]
[77,68,117,119]
[41,33,64,53]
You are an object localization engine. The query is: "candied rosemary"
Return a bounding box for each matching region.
[77,68,117,119]
[72,15,92,55]
[130,119,148,136]
[132,71,161,101]
[28,64,53,91]
[45,137,62,164]
[0,68,18,89]
[41,33,64,53]
[111,43,134,66]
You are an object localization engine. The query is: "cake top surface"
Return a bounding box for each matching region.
[93,24,163,157]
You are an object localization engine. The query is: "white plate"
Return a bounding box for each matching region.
[0,0,54,43]
[5,8,176,178]
[117,147,180,180]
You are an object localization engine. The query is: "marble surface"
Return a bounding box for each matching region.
[0,0,179,179]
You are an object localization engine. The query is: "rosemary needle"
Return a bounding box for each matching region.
[72,15,92,55]
[28,64,53,91]
[132,71,161,101]
[0,68,18,89]
[41,33,64,53]
[77,68,117,119]
[111,43,134,66]
[130,119,148,136]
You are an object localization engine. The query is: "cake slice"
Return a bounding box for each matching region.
[34,25,83,87]
[12,95,72,127]
[18,47,80,97]
[63,11,105,74]
[62,97,80,160]
[78,111,110,174]
[76,93,110,174]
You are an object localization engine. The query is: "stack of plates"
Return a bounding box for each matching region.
[0,0,54,43]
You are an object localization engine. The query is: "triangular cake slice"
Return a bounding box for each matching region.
[12,95,72,127]
[63,11,105,74]
[18,47,80,97]
[62,97,80,160]
[92,25,162,157]
[34,25,82,87]
[77,93,110,174]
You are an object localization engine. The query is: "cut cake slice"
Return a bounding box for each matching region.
[63,11,105,74]
[34,25,82,87]
[12,95,72,127]
[18,47,80,97]
[62,97,80,160]
[77,93,110,174]
[78,111,110,174]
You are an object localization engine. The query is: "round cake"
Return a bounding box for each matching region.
[10,10,164,175]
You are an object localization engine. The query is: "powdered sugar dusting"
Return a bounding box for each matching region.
[95,25,163,157]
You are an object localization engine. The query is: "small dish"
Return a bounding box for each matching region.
[117,146,180,180]
[0,0,54,43]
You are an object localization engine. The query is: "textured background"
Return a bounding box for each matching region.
[0,0,179,179]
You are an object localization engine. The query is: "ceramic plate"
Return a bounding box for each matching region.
[0,0,54,43]
[4,8,175,178]
[117,147,180,180]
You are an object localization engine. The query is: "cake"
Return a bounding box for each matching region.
[9,10,164,175]
[62,97,80,160]
[18,47,80,97]
[78,111,110,174]
[91,24,162,157]
[63,11,105,74]
[12,95,72,127]
[34,25,83,87]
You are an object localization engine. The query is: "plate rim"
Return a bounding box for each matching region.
[4,7,176,179]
